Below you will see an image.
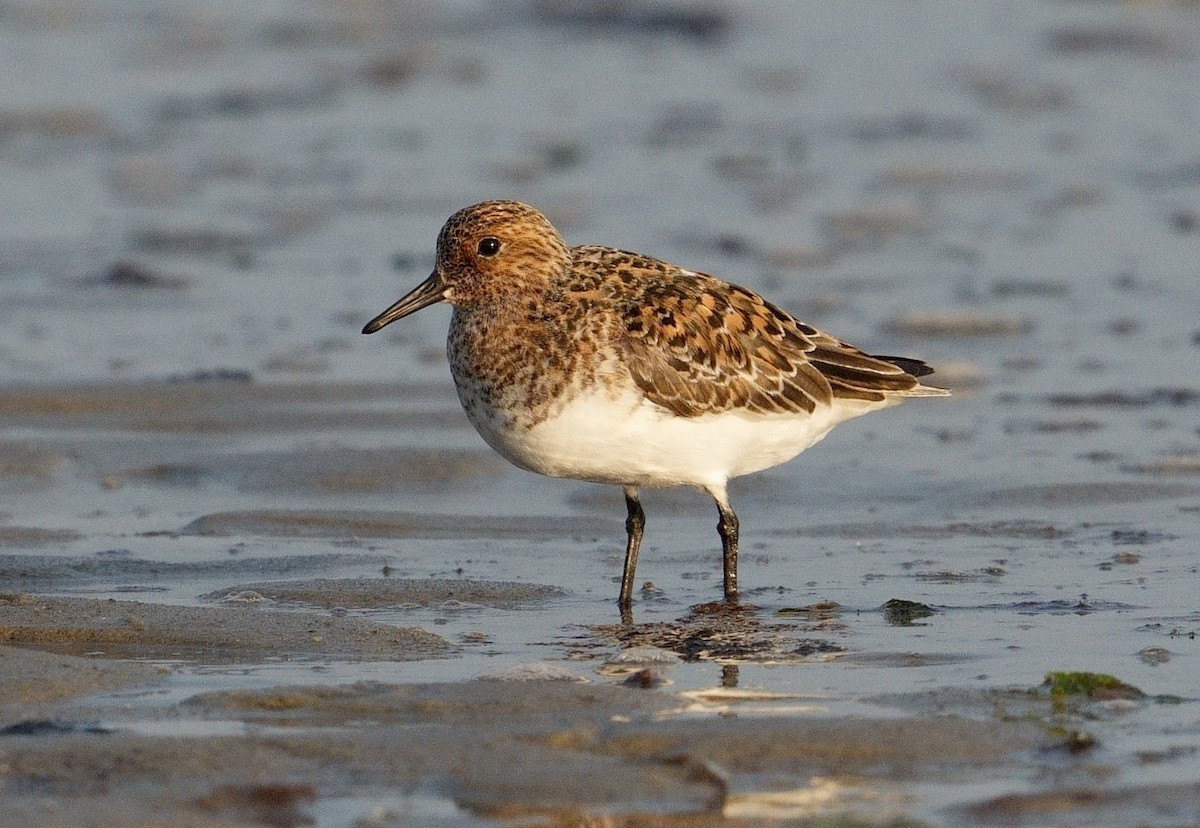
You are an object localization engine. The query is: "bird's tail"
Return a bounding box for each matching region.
[874,354,952,397]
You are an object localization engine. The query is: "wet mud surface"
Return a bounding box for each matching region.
[3,1,1200,825]
[0,593,451,662]
[1,673,1057,827]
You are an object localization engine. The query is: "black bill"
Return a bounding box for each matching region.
[362,271,447,334]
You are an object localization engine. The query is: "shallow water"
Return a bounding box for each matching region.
[2,1,1199,825]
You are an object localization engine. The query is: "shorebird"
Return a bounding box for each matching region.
[363,200,948,606]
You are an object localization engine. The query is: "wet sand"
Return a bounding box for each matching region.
[1,587,1195,826]
[0,652,1054,826]
[0,593,451,663]
[3,0,1200,825]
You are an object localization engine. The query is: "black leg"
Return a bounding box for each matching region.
[618,486,645,607]
[716,500,739,603]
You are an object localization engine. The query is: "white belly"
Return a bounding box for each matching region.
[465,384,892,491]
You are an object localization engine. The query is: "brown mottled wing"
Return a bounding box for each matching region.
[576,248,929,417]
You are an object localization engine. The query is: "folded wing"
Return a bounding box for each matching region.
[572,248,944,418]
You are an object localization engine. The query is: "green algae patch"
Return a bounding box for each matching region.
[1042,672,1144,700]
[883,599,936,626]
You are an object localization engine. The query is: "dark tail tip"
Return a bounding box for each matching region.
[874,355,936,378]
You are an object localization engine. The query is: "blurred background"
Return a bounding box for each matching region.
[2,5,1199,822]
[1,0,1199,626]
[2,0,1196,391]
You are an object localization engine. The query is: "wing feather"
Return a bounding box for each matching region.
[568,246,943,417]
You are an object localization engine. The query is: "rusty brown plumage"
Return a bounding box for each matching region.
[567,245,942,418]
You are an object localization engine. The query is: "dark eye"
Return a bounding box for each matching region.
[477,237,501,256]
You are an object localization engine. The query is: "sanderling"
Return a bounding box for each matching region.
[364,200,948,606]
